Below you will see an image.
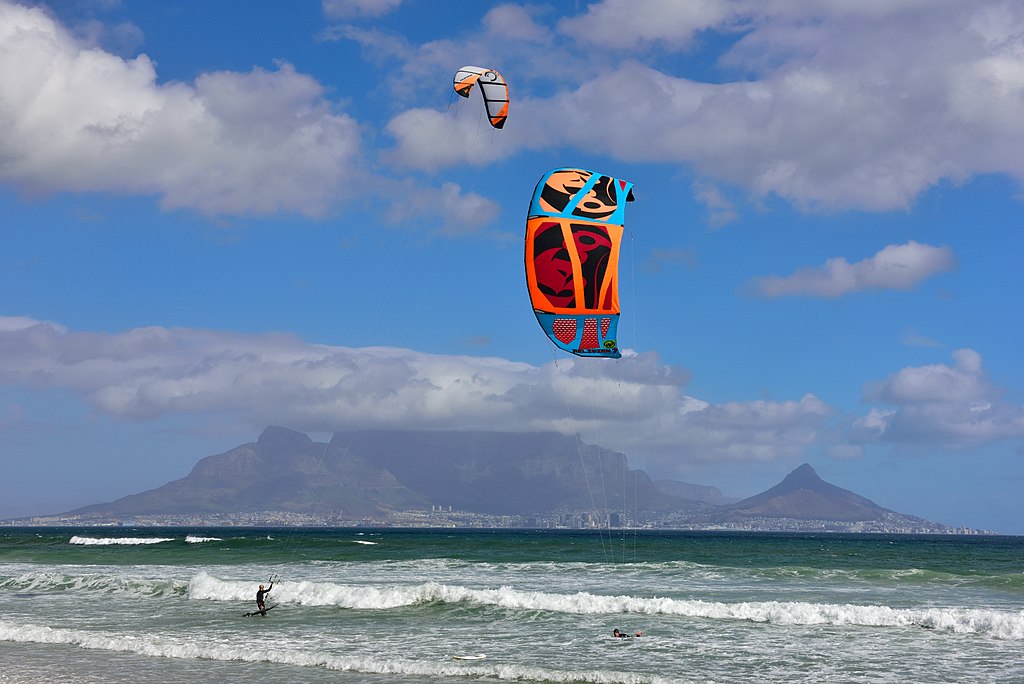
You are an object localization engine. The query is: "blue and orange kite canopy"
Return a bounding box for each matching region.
[453,66,509,129]
[525,168,635,359]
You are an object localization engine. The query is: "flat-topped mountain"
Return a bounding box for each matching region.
[66,426,702,519]
[325,429,697,514]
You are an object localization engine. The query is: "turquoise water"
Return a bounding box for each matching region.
[1,527,1022,683]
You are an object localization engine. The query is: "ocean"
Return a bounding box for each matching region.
[0,527,1021,683]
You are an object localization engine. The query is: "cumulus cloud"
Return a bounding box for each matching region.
[482,4,550,43]
[646,394,833,466]
[558,0,736,49]
[749,241,957,298]
[29,0,1024,215]
[384,107,517,171]
[558,0,955,52]
[850,349,1024,446]
[384,0,1024,210]
[865,349,987,405]
[567,0,1024,210]
[385,61,705,171]
[0,316,833,470]
[0,1,363,216]
[381,180,501,235]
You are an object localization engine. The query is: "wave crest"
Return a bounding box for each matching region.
[69,536,174,546]
[0,619,666,684]
[186,572,1024,640]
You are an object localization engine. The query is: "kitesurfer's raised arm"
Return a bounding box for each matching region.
[255,580,273,615]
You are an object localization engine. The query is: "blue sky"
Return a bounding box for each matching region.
[1,0,1022,533]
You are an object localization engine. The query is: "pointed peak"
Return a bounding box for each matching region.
[792,463,818,475]
[780,463,822,487]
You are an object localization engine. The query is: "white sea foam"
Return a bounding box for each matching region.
[184,536,221,543]
[69,536,174,546]
[0,620,671,684]
[2,570,186,598]
[186,572,1024,640]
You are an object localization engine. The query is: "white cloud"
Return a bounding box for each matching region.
[32,0,1020,216]
[385,61,705,171]
[643,394,832,468]
[0,1,363,217]
[384,107,517,171]
[0,316,63,333]
[865,349,988,405]
[10,318,1018,471]
[329,6,571,100]
[558,0,736,49]
[377,0,1024,211]
[589,0,1024,210]
[519,61,710,160]
[323,25,466,110]
[483,4,550,43]
[10,0,1024,229]
[381,180,501,236]
[504,53,977,211]
[0,316,833,470]
[749,241,957,298]
[850,349,1024,446]
[559,0,960,52]
[693,181,738,228]
[323,0,403,20]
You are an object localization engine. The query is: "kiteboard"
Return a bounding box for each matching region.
[243,604,278,617]
[452,654,486,661]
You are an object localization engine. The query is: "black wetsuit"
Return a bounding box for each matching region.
[256,584,273,612]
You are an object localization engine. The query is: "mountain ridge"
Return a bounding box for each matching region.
[41,426,966,532]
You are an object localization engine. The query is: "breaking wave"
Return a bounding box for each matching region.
[188,572,1024,640]
[0,620,668,684]
[1,570,187,598]
[69,536,174,546]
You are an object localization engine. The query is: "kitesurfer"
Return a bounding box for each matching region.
[255,580,274,616]
[613,628,643,638]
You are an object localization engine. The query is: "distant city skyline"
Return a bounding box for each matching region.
[7,509,993,536]
[1,0,1022,533]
